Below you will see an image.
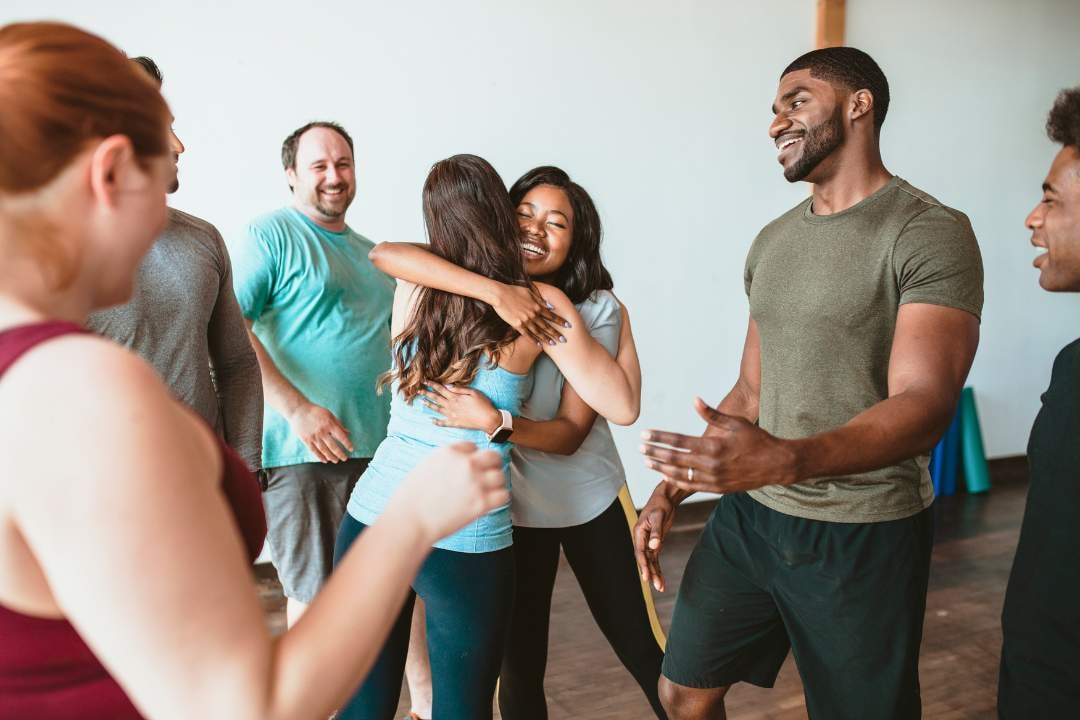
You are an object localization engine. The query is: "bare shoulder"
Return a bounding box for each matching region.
[391,280,422,337]
[0,334,208,492]
[1,333,168,411]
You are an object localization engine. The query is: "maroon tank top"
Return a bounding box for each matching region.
[0,321,267,719]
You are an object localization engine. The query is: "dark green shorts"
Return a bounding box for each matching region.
[662,492,933,720]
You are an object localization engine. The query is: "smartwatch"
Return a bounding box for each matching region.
[487,409,514,443]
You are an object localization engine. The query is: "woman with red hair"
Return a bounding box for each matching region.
[0,21,508,720]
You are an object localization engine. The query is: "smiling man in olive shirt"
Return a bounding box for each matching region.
[635,48,983,720]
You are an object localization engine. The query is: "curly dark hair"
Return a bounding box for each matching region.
[509,166,613,304]
[1047,87,1080,149]
[385,154,530,402]
[782,46,890,131]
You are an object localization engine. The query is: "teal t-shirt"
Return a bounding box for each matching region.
[232,207,394,468]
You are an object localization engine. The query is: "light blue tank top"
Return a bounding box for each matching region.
[347,355,532,553]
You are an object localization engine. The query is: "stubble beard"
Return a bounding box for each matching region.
[784,106,845,183]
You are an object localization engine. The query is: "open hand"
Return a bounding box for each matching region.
[419,384,501,433]
[640,397,800,494]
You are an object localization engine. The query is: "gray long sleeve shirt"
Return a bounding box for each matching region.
[87,208,263,469]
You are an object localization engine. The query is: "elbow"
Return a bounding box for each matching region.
[367,242,388,269]
[609,399,640,427]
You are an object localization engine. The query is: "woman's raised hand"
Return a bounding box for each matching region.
[491,283,570,346]
[389,442,509,543]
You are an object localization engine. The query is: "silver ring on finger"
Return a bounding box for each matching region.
[687,466,694,482]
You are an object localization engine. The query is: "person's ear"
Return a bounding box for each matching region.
[850,89,875,125]
[87,135,137,210]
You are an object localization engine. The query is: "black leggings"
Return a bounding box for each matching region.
[498,497,667,719]
[333,514,514,720]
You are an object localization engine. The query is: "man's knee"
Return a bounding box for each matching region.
[658,676,729,719]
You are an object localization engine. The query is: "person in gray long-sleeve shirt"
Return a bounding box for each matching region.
[86,56,262,470]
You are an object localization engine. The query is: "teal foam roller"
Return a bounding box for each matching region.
[959,386,991,494]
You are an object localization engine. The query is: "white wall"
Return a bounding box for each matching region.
[849,0,1080,468]
[4,1,1077,505]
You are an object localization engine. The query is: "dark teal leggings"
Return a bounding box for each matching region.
[333,514,514,719]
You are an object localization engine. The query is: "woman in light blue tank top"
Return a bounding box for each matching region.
[373,167,665,719]
[333,157,641,720]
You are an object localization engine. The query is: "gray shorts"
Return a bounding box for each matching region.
[263,459,368,603]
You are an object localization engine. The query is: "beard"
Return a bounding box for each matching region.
[784,105,844,183]
[313,183,354,218]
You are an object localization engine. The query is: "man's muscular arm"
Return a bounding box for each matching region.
[640,305,978,495]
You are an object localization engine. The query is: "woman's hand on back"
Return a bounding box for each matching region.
[491,283,570,346]
[387,442,509,543]
[420,384,501,433]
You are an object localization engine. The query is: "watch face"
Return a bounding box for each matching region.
[492,428,514,443]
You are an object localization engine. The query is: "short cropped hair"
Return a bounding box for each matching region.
[281,121,353,170]
[129,55,163,86]
[782,46,890,130]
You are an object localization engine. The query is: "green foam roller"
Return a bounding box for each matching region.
[959,386,991,494]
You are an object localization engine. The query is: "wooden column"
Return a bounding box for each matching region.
[816,0,846,48]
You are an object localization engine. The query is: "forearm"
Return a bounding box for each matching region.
[790,387,954,482]
[210,320,264,468]
[713,377,759,425]
[245,326,308,417]
[369,242,502,305]
[263,508,430,720]
[511,417,590,455]
[214,355,264,470]
[548,339,638,425]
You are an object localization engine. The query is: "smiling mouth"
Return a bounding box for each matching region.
[776,135,803,157]
[521,241,547,259]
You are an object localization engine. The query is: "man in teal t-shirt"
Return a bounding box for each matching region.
[232,121,393,625]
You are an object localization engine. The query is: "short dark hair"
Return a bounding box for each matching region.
[1047,87,1080,149]
[782,47,890,131]
[281,121,354,170]
[509,166,613,304]
[129,55,163,86]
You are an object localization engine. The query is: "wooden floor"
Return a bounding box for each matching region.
[256,459,1028,719]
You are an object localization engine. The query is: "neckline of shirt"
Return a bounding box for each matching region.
[288,206,354,238]
[801,175,903,224]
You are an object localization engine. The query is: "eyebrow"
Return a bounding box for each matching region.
[771,86,810,115]
[308,156,352,166]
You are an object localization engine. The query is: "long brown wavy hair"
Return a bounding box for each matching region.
[383,154,531,402]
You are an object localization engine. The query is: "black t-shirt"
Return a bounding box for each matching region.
[1000,338,1080,712]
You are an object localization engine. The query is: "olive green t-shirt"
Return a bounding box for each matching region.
[744,177,983,522]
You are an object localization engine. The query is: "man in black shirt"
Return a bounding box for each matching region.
[998,87,1080,718]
